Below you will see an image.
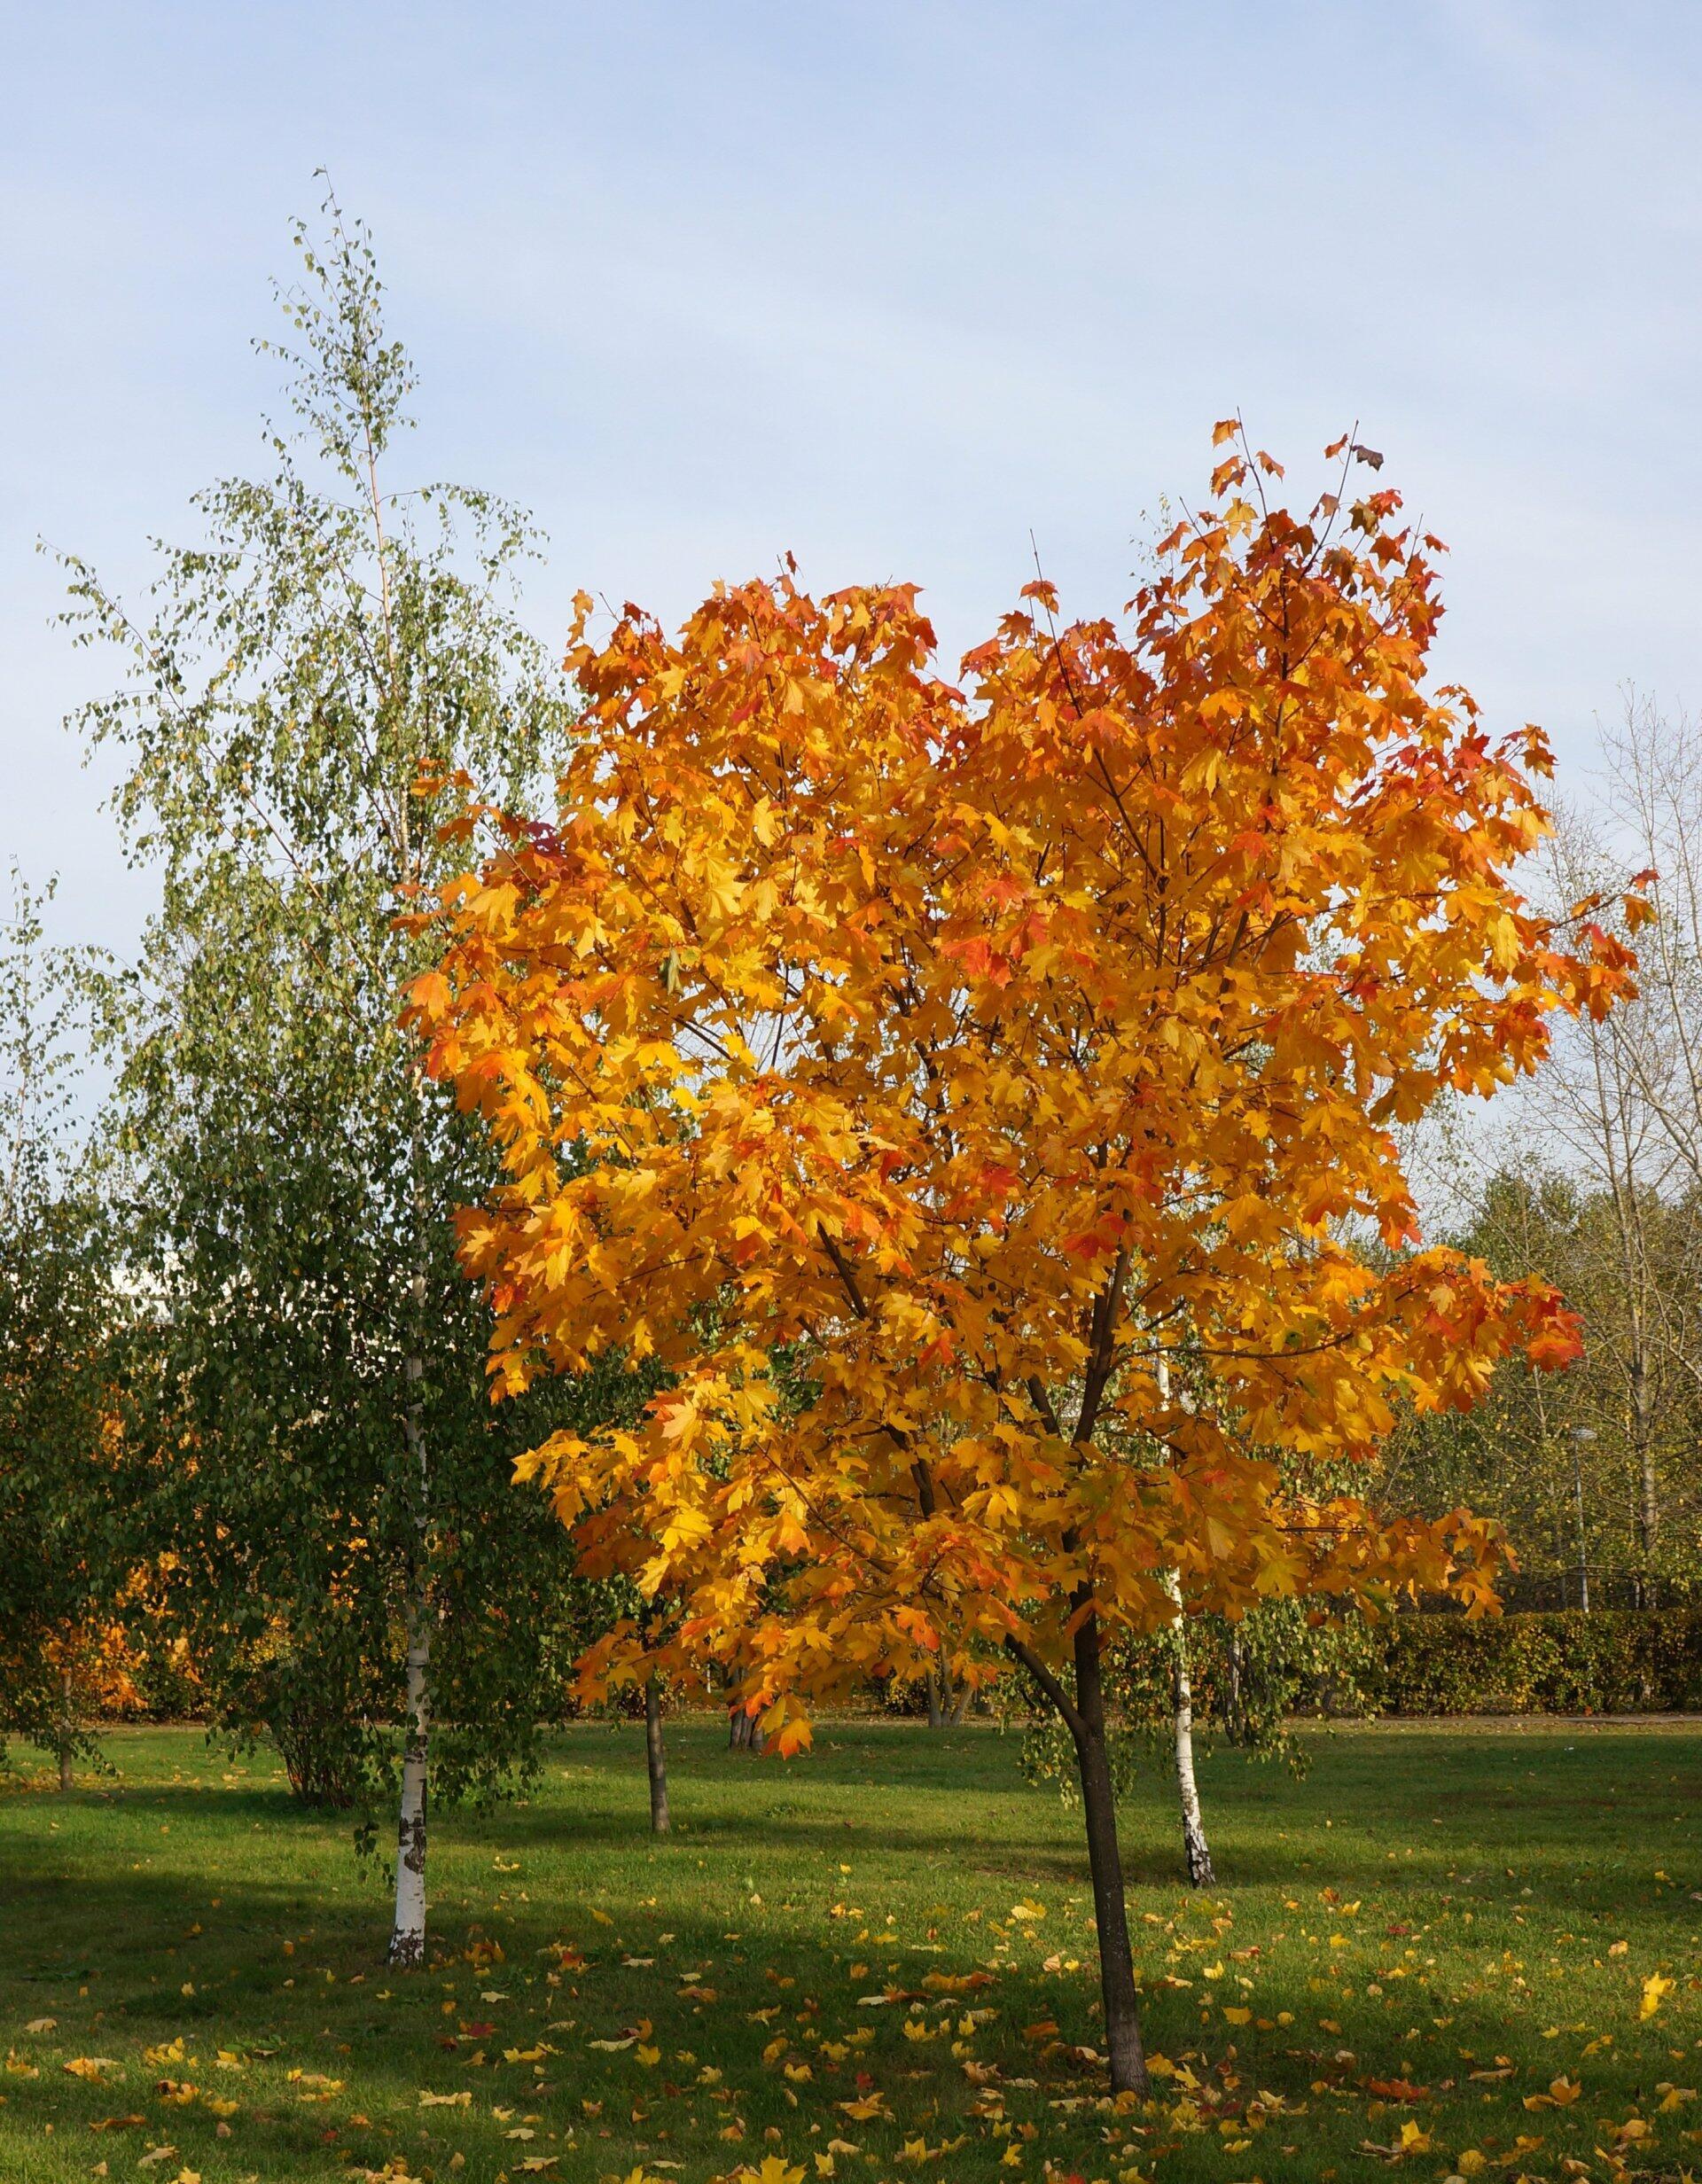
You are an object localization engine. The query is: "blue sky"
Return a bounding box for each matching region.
[7,1,1702,959]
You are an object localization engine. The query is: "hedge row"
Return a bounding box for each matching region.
[1360,1608,1702,1716]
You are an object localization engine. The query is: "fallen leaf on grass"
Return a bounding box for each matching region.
[23,2016,55,2034]
[62,2056,120,2079]
[839,2094,891,2121]
[1357,2119,1433,2161]
[418,2088,472,2107]
[1642,1973,1674,2019]
[921,1970,991,1994]
[89,2115,146,2132]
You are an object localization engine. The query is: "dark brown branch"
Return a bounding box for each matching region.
[817,1223,871,1320]
[1074,1244,1130,1444]
[1003,1632,1083,1743]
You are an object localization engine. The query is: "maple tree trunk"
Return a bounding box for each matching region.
[727,1705,763,1752]
[949,1681,972,1728]
[57,1663,74,1794]
[644,1673,670,1834]
[1171,1618,1214,1887]
[926,1667,945,1729]
[1069,1611,1148,2097]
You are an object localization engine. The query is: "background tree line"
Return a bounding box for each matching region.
[1386,717,1702,1613]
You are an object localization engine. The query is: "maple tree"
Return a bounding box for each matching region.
[412,427,1641,2091]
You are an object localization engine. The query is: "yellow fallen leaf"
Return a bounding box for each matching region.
[418,2088,472,2107]
[23,2016,55,2034]
[63,2056,120,2079]
[1223,2007,1252,2026]
[1642,1973,1674,2019]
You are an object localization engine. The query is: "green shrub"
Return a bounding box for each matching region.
[1362,1609,1702,1715]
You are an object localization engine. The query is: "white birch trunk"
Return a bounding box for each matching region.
[387,1605,431,1965]
[1155,1357,1214,1887]
[1170,1599,1215,1888]
[388,1090,433,1970]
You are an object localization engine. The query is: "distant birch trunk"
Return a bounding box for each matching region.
[644,1673,670,1833]
[57,1662,74,1793]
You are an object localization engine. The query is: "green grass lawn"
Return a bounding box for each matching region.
[1,1716,1697,2184]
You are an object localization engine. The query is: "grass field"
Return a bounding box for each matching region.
[1,1717,1697,2184]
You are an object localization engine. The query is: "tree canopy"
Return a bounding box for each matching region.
[413,429,1641,2086]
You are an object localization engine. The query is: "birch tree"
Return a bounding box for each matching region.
[64,191,596,1962]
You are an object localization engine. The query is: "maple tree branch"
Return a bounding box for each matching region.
[1003,1632,1084,1744]
[817,1223,871,1321]
[1026,1375,1065,1438]
[1074,1245,1130,1444]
